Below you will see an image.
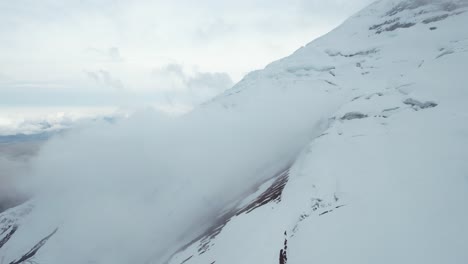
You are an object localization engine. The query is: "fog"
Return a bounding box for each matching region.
[0,157,28,212]
[0,2,362,261]
[10,79,340,263]
[0,139,40,212]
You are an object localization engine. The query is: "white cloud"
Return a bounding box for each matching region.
[195,18,236,41]
[0,0,373,109]
[20,76,333,262]
[84,47,124,63]
[85,69,125,91]
[150,63,233,112]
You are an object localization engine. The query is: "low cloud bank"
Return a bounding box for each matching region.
[16,82,340,263]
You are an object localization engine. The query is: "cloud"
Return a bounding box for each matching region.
[19,74,339,262]
[0,0,379,261]
[0,1,373,109]
[85,47,124,62]
[85,69,125,91]
[195,18,236,41]
[152,63,233,108]
[0,72,10,81]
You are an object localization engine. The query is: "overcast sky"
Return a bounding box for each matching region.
[0,0,373,110]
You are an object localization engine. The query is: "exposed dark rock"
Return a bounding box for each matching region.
[279,233,288,264]
[0,225,18,249]
[385,0,468,17]
[441,2,468,12]
[240,170,289,214]
[377,22,416,34]
[423,14,450,24]
[286,66,335,74]
[196,169,289,254]
[323,80,338,86]
[165,169,290,263]
[180,255,193,264]
[9,228,58,264]
[365,93,384,100]
[326,49,379,58]
[319,210,332,216]
[341,112,368,120]
[403,98,438,109]
[382,107,400,112]
[386,0,432,17]
[436,49,455,59]
[369,18,400,31]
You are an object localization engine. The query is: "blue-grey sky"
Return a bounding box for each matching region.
[0,0,373,110]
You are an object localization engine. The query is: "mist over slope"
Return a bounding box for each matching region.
[1,80,340,263]
[2,0,468,263]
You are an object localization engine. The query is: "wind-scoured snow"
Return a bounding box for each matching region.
[1,0,468,263]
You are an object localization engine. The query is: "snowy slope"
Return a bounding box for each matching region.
[2,0,468,263]
[167,0,468,263]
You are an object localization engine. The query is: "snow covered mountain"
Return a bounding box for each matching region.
[2,0,468,263]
